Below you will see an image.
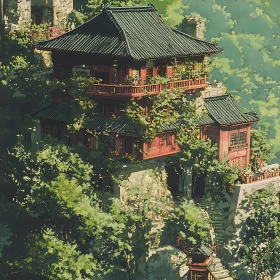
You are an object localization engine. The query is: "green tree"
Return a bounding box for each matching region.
[0,143,127,279]
[170,0,280,161]
[238,185,280,280]
[0,24,59,153]
[250,127,274,171]
[161,200,210,249]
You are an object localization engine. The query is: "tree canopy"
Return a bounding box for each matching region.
[238,185,280,280]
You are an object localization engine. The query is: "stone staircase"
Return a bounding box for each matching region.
[196,199,234,280]
[196,199,225,257]
[208,257,234,280]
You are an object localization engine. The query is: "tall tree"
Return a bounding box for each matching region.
[238,185,280,280]
[0,143,127,279]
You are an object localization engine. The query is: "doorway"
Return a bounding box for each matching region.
[192,174,206,199]
[94,71,110,84]
[166,165,180,198]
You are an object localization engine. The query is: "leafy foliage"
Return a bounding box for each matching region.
[250,127,274,171]
[1,143,128,278]
[238,185,280,279]
[161,200,210,248]
[168,0,280,161]
[0,25,58,153]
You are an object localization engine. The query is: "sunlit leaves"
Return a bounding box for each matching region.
[238,185,280,279]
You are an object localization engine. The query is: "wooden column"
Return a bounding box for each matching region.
[140,65,146,84]
[246,125,251,167]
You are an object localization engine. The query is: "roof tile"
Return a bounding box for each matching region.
[36,5,222,60]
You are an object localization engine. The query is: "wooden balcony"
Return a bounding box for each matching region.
[87,76,207,98]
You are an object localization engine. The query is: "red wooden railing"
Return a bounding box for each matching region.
[87,76,207,97]
[208,271,216,280]
[241,168,280,184]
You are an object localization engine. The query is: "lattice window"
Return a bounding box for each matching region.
[230,133,238,146]
[229,130,248,149]
[239,131,247,144]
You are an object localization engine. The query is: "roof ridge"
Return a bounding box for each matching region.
[204,93,230,101]
[105,5,155,12]
[105,9,132,58]
[172,28,223,51]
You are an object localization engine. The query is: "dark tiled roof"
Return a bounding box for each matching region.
[190,244,214,257]
[34,102,72,122]
[197,114,215,126]
[87,116,136,135]
[36,5,222,60]
[202,94,259,126]
[33,102,179,135]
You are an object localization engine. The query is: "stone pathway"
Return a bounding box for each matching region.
[196,199,233,280]
[197,199,225,257]
[208,257,234,280]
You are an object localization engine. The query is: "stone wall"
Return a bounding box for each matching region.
[222,176,280,279]
[112,159,172,204]
[53,0,73,26]
[5,0,31,25]
[4,0,73,26]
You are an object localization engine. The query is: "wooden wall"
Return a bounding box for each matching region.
[220,124,251,169]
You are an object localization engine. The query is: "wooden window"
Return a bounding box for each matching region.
[54,65,71,80]
[158,64,166,77]
[166,133,172,146]
[72,66,91,77]
[191,273,207,280]
[229,130,248,150]
[230,133,238,147]
[239,131,247,144]
[31,6,53,25]
[31,6,44,25]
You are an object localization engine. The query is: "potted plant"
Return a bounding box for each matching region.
[124,75,142,86]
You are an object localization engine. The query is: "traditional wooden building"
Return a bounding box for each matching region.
[34,4,258,168]
[199,94,259,169]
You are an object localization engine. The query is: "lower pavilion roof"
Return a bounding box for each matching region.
[33,102,179,136]
[34,94,258,135]
[189,244,215,257]
[198,94,259,126]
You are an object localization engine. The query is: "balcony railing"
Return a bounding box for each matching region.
[87,76,207,97]
[241,167,280,184]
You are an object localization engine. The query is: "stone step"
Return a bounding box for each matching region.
[212,270,229,276]
[212,258,222,264]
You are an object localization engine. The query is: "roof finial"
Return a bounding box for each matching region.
[148,3,157,11]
